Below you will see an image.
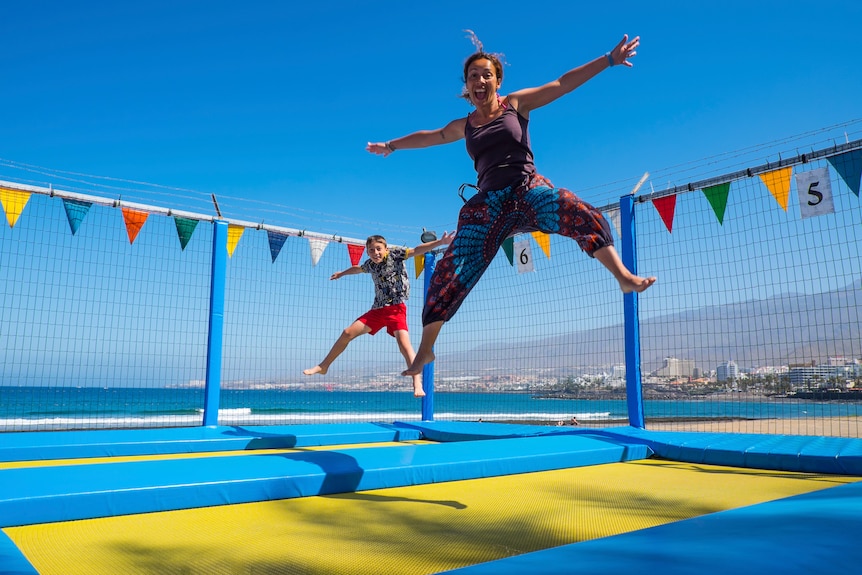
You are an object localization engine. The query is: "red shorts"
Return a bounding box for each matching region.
[358,303,408,336]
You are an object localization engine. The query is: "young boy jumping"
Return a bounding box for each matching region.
[303,232,453,397]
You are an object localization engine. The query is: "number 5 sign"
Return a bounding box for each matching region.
[796,167,834,219]
[514,238,535,274]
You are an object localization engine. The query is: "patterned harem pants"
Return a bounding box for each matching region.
[422,173,613,325]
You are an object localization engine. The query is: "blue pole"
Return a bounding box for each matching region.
[420,252,436,421]
[203,220,228,427]
[620,196,645,429]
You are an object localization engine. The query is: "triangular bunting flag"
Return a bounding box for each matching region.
[414,254,424,278]
[173,217,198,250]
[530,231,551,259]
[121,207,149,244]
[347,243,365,266]
[759,166,793,211]
[62,198,92,235]
[827,148,862,197]
[0,187,31,228]
[308,237,329,266]
[605,208,621,239]
[226,224,244,258]
[501,236,514,266]
[652,195,677,233]
[267,230,289,263]
[702,182,730,225]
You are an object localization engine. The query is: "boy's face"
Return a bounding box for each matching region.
[366,240,388,263]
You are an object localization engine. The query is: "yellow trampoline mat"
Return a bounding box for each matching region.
[6,459,858,575]
[0,441,431,470]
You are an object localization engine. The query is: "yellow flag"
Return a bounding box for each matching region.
[759,166,793,211]
[414,255,424,278]
[531,231,551,259]
[0,187,31,228]
[227,224,245,257]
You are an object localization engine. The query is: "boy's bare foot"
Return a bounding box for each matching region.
[303,365,327,376]
[402,350,435,376]
[412,375,425,397]
[620,275,656,294]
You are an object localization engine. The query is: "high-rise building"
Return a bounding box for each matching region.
[716,360,739,383]
[654,357,695,378]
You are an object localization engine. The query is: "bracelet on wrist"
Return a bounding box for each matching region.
[386,141,396,152]
[606,52,615,67]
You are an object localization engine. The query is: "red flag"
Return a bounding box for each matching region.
[652,195,677,233]
[347,244,365,266]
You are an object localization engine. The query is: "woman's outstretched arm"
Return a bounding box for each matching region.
[367,117,467,156]
[508,34,639,116]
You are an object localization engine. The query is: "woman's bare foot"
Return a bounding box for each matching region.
[303,365,327,376]
[619,275,656,294]
[402,350,435,376]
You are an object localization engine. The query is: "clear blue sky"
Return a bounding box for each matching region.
[2,0,860,247]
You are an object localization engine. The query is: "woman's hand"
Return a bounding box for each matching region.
[609,34,640,68]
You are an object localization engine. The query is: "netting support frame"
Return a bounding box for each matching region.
[421,252,437,421]
[620,195,646,428]
[203,220,228,426]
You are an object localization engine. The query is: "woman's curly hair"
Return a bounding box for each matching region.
[461,29,507,102]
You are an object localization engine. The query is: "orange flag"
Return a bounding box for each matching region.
[530,231,551,259]
[121,208,149,244]
[0,187,31,228]
[759,166,793,211]
[652,195,677,233]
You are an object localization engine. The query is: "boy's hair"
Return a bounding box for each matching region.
[366,234,387,247]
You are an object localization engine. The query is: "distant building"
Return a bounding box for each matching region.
[716,360,739,383]
[653,357,695,378]
[789,365,840,388]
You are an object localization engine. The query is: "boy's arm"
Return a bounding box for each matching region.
[331,266,364,280]
[409,231,455,258]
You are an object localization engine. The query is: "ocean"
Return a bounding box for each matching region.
[1,386,860,432]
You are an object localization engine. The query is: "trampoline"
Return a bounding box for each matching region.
[1,422,861,574]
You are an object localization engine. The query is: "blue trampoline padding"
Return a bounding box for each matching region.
[394,420,585,441]
[598,427,862,475]
[0,531,37,575]
[0,434,649,527]
[438,477,862,575]
[0,423,421,463]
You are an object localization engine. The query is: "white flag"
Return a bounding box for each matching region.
[796,167,834,219]
[308,238,329,266]
[605,207,621,239]
[514,238,534,274]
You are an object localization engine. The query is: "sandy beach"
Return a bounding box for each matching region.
[643,416,862,437]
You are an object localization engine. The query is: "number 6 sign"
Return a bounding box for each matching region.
[514,238,535,274]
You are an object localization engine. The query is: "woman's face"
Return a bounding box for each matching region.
[465,58,501,106]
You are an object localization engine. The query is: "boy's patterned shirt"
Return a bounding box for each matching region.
[361,247,410,309]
